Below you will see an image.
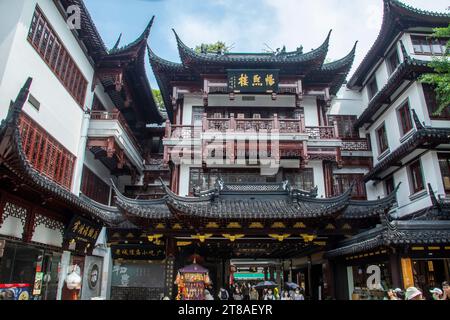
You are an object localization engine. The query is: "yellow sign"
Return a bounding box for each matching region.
[401,258,415,289]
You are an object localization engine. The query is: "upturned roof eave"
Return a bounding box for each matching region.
[0,78,124,226]
[347,0,450,89]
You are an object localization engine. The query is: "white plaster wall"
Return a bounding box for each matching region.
[32,225,63,247]
[179,163,192,196]
[0,0,25,86]
[0,0,106,195]
[182,95,203,126]
[368,82,428,164]
[329,86,363,117]
[366,151,445,218]
[0,216,24,239]
[303,96,318,126]
[308,160,325,198]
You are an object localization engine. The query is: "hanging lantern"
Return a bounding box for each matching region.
[65,265,82,290]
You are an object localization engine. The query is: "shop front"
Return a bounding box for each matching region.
[58,215,106,301]
[0,240,62,300]
[326,218,450,300]
[109,243,166,300]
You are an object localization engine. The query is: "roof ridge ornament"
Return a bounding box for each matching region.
[428,183,440,208]
[398,40,410,63]
[112,33,122,51]
[411,108,425,130]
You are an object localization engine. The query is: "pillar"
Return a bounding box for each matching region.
[57,251,71,300]
[307,256,312,299]
[332,260,350,300]
[389,251,402,289]
[71,111,91,195]
[165,237,177,298]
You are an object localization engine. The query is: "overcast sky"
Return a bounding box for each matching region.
[84,0,449,88]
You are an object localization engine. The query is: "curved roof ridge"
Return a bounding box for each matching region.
[390,0,450,18]
[322,41,357,71]
[147,44,185,71]
[348,0,450,88]
[0,78,124,226]
[172,28,331,65]
[108,16,155,55]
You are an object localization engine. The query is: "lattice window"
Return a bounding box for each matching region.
[34,214,65,237]
[2,202,28,225]
[19,113,76,190]
[333,174,367,200]
[27,6,87,107]
[81,166,111,205]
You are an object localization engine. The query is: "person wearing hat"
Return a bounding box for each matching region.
[394,288,405,300]
[405,287,424,300]
[429,288,443,300]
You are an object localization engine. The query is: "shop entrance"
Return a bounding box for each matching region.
[412,258,450,299]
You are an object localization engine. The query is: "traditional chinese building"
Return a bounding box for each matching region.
[0,0,449,301]
[0,0,165,300]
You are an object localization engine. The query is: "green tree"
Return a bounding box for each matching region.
[152,89,165,111]
[420,24,450,115]
[194,41,230,54]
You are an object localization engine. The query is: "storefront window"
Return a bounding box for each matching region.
[0,243,42,285]
[0,242,61,300]
[350,261,392,300]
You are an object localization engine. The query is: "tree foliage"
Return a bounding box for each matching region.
[194,41,230,54]
[420,24,450,115]
[152,89,165,111]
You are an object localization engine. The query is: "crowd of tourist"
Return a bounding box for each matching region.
[210,282,305,301]
[386,281,450,300]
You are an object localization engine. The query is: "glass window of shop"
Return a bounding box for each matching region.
[0,242,61,300]
[412,259,450,300]
[350,262,392,300]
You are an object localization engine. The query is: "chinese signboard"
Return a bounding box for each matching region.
[111,262,165,288]
[64,216,102,254]
[111,244,165,261]
[228,69,279,93]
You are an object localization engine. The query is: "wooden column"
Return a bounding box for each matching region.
[22,206,36,243]
[389,250,402,289]
[171,165,179,193]
[323,161,334,197]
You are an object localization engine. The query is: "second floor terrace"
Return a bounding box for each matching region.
[87,109,145,175]
[163,113,372,166]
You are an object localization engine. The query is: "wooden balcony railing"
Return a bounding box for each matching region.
[341,139,371,151]
[90,110,142,153]
[305,126,336,139]
[164,114,342,139]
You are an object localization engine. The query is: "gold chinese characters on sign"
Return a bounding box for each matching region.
[228,70,279,93]
[71,220,100,241]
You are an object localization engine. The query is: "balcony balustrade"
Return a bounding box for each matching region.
[341,139,371,152]
[88,109,144,172]
[164,114,343,140]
